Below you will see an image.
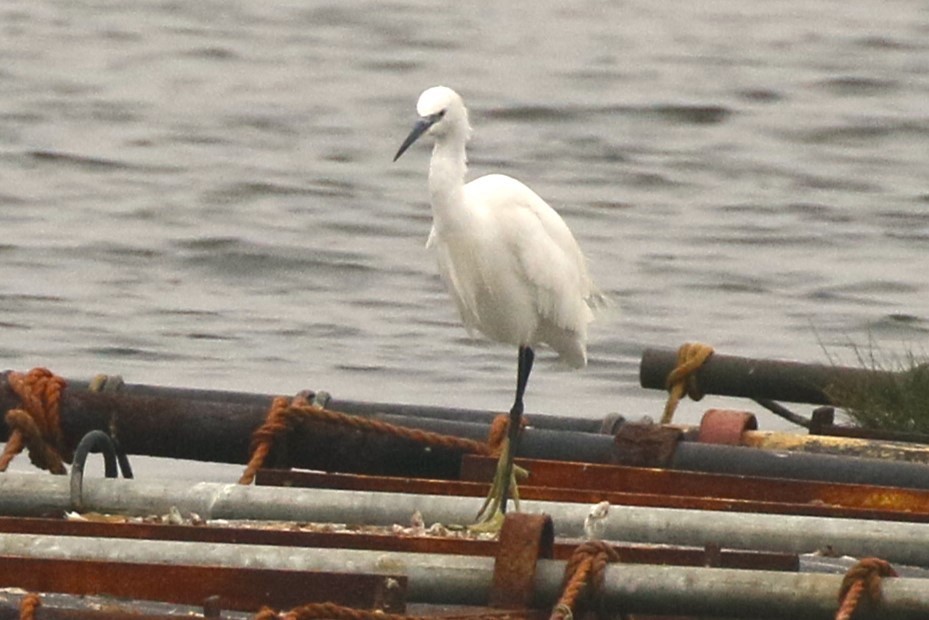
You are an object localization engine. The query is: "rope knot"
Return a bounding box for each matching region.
[239,394,312,485]
[836,557,896,620]
[255,607,280,620]
[19,593,41,620]
[487,413,527,457]
[550,541,620,620]
[661,342,714,424]
[0,368,69,474]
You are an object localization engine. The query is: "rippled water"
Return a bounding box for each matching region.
[1,1,928,476]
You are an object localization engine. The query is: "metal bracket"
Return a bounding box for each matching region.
[489,512,554,609]
[612,421,683,467]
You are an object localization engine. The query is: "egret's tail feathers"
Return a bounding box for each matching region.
[537,321,588,369]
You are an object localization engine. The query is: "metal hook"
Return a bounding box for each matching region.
[69,430,133,512]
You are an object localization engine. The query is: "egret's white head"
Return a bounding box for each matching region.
[394,86,471,161]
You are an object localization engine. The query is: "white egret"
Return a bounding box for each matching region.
[394,86,605,527]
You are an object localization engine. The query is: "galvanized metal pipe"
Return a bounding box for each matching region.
[639,347,877,405]
[7,474,929,567]
[592,563,928,618]
[0,531,925,618]
[0,532,491,606]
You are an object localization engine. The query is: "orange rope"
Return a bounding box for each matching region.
[0,368,69,474]
[835,557,896,620]
[240,395,501,484]
[255,607,279,620]
[550,541,620,620]
[239,394,308,484]
[486,413,528,457]
[297,405,493,455]
[19,593,41,620]
[661,342,714,424]
[487,414,509,456]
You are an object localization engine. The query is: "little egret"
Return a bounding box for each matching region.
[394,86,605,527]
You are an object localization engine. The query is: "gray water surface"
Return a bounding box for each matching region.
[1,1,928,477]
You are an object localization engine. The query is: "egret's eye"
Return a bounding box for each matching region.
[430,110,446,122]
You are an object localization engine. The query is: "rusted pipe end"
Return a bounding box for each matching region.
[697,410,758,446]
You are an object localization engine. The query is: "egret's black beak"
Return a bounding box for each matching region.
[393,115,438,162]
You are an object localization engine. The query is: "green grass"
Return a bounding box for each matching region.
[824,343,929,433]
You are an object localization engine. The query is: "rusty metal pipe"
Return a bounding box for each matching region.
[7,475,929,567]
[0,591,252,620]
[7,372,929,488]
[59,376,610,433]
[329,397,612,433]
[672,442,929,491]
[676,408,929,465]
[0,556,405,613]
[373,413,617,463]
[738,429,929,465]
[0,375,615,476]
[639,348,879,405]
[0,531,926,618]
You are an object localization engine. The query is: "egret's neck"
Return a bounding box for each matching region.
[427,136,469,231]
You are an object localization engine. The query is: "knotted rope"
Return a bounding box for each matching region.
[239,394,311,485]
[240,395,506,485]
[661,342,714,424]
[486,413,528,458]
[835,557,897,620]
[0,368,69,474]
[19,593,41,620]
[550,541,621,620]
[486,414,509,456]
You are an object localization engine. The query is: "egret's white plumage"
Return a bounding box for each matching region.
[394,86,604,526]
[397,86,602,366]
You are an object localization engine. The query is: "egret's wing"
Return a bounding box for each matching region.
[426,225,483,335]
[467,175,598,333]
[507,181,608,314]
[516,213,596,333]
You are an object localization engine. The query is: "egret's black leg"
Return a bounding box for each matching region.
[500,345,533,513]
[473,346,534,529]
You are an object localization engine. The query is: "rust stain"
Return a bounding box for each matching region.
[0,555,406,612]
[490,514,554,609]
[742,430,929,465]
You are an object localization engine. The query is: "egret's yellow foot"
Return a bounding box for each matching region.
[470,438,527,533]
